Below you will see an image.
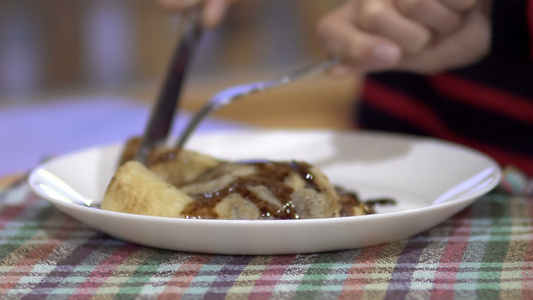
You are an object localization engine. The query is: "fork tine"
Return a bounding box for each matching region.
[175,57,340,149]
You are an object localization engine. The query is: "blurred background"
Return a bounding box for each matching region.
[0,0,359,128]
[0,0,364,175]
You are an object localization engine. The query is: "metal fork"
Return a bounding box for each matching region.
[174,56,340,149]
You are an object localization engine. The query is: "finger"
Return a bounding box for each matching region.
[395,9,489,74]
[437,0,478,12]
[356,0,431,54]
[317,5,402,72]
[395,0,463,33]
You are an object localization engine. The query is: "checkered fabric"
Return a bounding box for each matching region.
[1,176,533,299]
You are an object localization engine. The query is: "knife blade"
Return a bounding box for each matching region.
[135,7,203,164]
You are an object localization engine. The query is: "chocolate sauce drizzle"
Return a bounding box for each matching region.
[182,161,317,219]
[181,160,396,220]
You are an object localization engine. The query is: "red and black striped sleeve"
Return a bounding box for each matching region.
[357,0,533,175]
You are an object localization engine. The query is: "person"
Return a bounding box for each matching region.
[158,0,533,193]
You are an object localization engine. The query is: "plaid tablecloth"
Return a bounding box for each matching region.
[1,175,533,299]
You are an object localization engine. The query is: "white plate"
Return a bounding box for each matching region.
[28,130,501,255]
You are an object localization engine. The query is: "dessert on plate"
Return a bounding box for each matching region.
[101,137,387,220]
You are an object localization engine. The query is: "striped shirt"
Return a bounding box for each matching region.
[357,0,533,175]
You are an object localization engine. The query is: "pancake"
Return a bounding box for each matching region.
[102,140,379,219]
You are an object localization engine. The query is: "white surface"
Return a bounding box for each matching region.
[0,97,247,176]
[28,130,501,255]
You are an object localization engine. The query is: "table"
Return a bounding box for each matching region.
[2,91,533,298]
[1,174,532,299]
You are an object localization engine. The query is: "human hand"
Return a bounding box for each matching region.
[157,0,238,28]
[317,0,492,77]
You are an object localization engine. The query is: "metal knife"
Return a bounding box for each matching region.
[135,7,203,164]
